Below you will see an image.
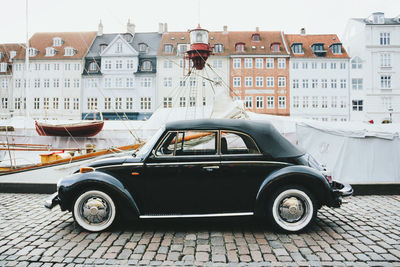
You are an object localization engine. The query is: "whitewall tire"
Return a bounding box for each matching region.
[73,190,116,232]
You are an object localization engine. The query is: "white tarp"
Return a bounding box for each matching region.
[296,122,400,184]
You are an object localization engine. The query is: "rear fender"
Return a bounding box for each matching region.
[255,165,332,215]
[58,171,140,219]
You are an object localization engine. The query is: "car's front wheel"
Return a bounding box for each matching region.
[267,185,317,232]
[73,190,117,232]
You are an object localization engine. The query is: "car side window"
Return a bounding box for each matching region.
[220,131,260,155]
[155,132,177,156]
[175,131,217,156]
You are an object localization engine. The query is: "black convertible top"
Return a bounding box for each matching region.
[165,119,304,159]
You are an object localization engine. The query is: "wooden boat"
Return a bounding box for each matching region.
[35,120,104,137]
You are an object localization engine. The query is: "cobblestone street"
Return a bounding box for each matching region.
[0,194,399,266]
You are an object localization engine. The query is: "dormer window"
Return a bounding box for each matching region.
[291,43,303,54]
[29,48,38,57]
[123,33,133,42]
[0,52,3,60]
[235,43,245,52]
[141,60,152,71]
[45,47,56,57]
[10,51,16,60]
[271,43,280,52]
[330,43,342,54]
[115,42,123,53]
[164,44,173,54]
[213,44,224,53]
[252,34,260,41]
[139,43,148,53]
[64,47,76,56]
[0,63,7,73]
[99,44,107,53]
[177,44,188,55]
[371,12,385,24]
[311,43,326,56]
[88,61,98,72]
[53,37,63,47]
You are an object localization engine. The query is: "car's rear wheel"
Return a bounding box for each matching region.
[73,190,116,232]
[267,185,316,232]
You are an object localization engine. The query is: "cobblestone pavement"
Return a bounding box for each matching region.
[0,194,399,267]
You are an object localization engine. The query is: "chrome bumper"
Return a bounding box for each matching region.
[328,180,353,207]
[44,192,59,209]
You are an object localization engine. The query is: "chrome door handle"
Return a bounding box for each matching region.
[203,165,219,170]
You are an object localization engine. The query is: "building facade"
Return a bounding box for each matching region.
[286,32,350,121]
[343,12,400,123]
[82,21,161,120]
[156,24,230,115]
[13,32,97,120]
[229,30,290,115]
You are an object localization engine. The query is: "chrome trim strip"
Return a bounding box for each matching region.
[146,161,220,166]
[96,163,144,169]
[140,212,254,219]
[221,161,290,166]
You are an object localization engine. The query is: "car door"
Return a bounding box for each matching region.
[219,130,286,212]
[142,130,222,215]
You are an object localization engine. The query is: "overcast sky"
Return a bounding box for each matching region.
[1,0,399,44]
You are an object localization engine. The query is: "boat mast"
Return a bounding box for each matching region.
[24,0,30,118]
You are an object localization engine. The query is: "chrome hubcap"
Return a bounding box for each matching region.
[279,196,305,223]
[81,197,110,224]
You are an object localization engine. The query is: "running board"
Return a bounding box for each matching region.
[140,212,254,219]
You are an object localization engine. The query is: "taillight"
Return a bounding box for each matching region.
[321,171,332,183]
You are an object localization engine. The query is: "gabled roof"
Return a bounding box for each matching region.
[14,31,97,60]
[0,43,24,74]
[100,34,138,57]
[284,34,349,58]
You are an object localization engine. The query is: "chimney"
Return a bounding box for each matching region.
[300,27,306,35]
[97,20,103,36]
[223,25,228,34]
[127,19,135,34]
[256,26,259,32]
[164,23,168,33]
[158,23,164,34]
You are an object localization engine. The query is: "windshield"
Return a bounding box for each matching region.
[135,126,165,157]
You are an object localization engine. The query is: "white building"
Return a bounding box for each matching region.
[82,21,161,120]
[286,32,350,121]
[0,43,22,119]
[156,25,230,115]
[343,12,400,123]
[12,32,97,120]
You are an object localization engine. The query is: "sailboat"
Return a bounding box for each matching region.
[35,120,104,137]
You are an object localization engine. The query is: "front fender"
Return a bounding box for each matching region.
[255,165,333,215]
[57,171,140,219]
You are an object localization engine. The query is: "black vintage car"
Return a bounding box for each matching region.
[45,119,352,232]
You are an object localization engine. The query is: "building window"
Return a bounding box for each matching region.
[302,96,309,108]
[233,77,241,87]
[302,79,309,89]
[189,77,196,87]
[311,79,318,89]
[380,32,390,45]
[292,62,299,69]
[115,60,123,69]
[267,96,274,109]
[233,58,241,69]
[292,79,299,89]
[244,58,253,68]
[1,78,7,89]
[311,62,317,69]
[278,58,286,69]
[321,79,327,89]
[245,77,253,87]
[89,61,98,72]
[266,58,274,69]
[179,97,186,107]
[255,77,263,87]
[116,42,123,53]
[381,75,391,89]
[330,62,336,69]
[126,78,134,88]
[140,97,151,110]
[266,77,274,87]
[53,79,59,88]
[380,53,391,67]
[73,98,79,110]
[87,98,98,110]
[331,96,337,108]
[127,60,135,69]
[278,96,286,109]
[43,79,49,88]
[14,98,21,110]
[312,96,318,108]
[340,97,347,108]
[340,79,347,89]
[64,98,70,110]
[213,44,224,53]
[141,77,152,88]
[64,79,70,88]
[252,34,260,41]
[104,60,112,70]
[53,97,59,109]
[292,44,303,54]
[292,96,299,108]
[213,60,222,68]
[64,47,75,56]
[352,79,363,90]
[382,96,392,110]
[330,79,337,89]
[54,64,60,71]
[141,60,152,71]
[235,43,245,52]
[164,44,173,54]
[321,96,328,108]
[255,96,264,108]
[351,57,362,69]
[352,100,363,111]
[138,43,148,52]
[34,79,40,88]
[189,97,196,107]
[163,97,173,108]
[330,44,342,54]
[126,97,133,110]
[115,98,122,110]
[163,77,172,87]
[278,77,286,87]
[43,97,50,110]
[302,62,308,69]
[271,43,280,52]
[245,96,253,108]
[254,58,263,69]
[104,98,111,110]
[73,79,80,88]
[321,62,327,69]
[33,98,39,110]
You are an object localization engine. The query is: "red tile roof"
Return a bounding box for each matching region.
[284,34,349,58]
[0,43,24,74]
[14,32,97,60]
